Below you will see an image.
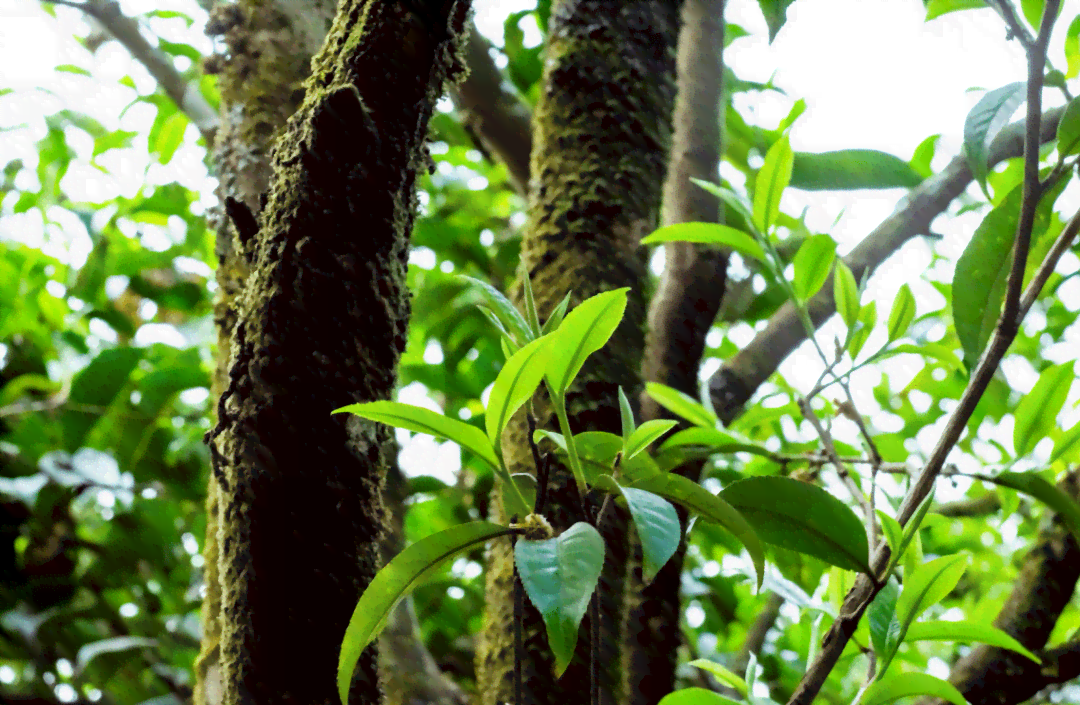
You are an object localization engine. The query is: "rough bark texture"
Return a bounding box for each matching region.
[199,2,471,703]
[474,2,682,704]
[922,470,1080,705]
[197,2,335,702]
[624,2,725,702]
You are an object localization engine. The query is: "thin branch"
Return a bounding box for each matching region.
[451,26,532,194]
[985,0,1036,50]
[785,198,1080,705]
[707,104,1067,425]
[42,0,219,142]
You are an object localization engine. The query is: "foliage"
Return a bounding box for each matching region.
[2,1,1080,705]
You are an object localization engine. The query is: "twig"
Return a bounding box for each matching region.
[41,0,219,142]
[986,0,1036,50]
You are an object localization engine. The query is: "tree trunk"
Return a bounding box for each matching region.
[474,2,682,704]
[197,2,471,703]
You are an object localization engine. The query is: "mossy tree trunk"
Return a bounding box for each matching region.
[196,1,471,704]
[475,2,682,704]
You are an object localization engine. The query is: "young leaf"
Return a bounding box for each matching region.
[624,419,678,461]
[886,284,916,342]
[657,687,743,705]
[619,386,635,444]
[645,382,717,428]
[833,259,860,328]
[1051,419,1080,463]
[617,485,681,584]
[335,401,499,473]
[904,620,1041,663]
[1012,362,1074,457]
[792,233,836,302]
[690,178,757,232]
[753,135,794,234]
[988,471,1080,542]
[515,522,605,677]
[659,426,774,458]
[545,288,629,397]
[338,521,514,704]
[460,275,532,345]
[1067,14,1080,79]
[963,82,1025,191]
[520,263,542,338]
[687,659,748,697]
[720,476,871,574]
[926,0,986,20]
[867,577,901,660]
[894,555,969,648]
[628,472,764,589]
[641,222,766,263]
[542,291,574,335]
[1057,96,1080,157]
[478,305,520,353]
[910,134,940,178]
[485,335,554,452]
[862,672,968,705]
[790,149,923,190]
[877,511,904,571]
[849,300,877,359]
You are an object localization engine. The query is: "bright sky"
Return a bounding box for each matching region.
[2,0,1079,488]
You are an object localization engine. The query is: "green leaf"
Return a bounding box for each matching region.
[988,471,1080,543]
[863,673,968,705]
[849,300,877,359]
[886,284,916,342]
[76,637,157,672]
[485,335,554,452]
[152,111,188,164]
[628,473,764,589]
[658,687,743,705]
[515,522,605,677]
[792,233,836,302]
[688,659,748,696]
[691,179,757,232]
[833,259,860,328]
[461,275,533,345]
[895,555,969,644]
[617,485,681,583]
[753,136,794,233]
[910,134,940,178]
[624,419,677,461]
[877,511,903,559]
[899,491,935,565]
[1051,419,1080,463]
[925,0,985,20]
[619,386,635,444]
[542,291,573,335]
[1013,362,1074,457]
[659,426,774,458]
[545,289,629,397]
[1066,14,1080,79]
[790,149,923,190]
[1056,96,1080,157]
[755,0,797,42]
[338,521,513,704]
[642,222,766,263]
[885,343,963,371]
[645,382,717,428]
[334,401,499,474]
[55,63,92,76]
[478,305,520,354]
[904,620,1041,663]
[521,263,542,338]
[720,476,871,574]
[868,576,901,660]
[963,82,1025,191]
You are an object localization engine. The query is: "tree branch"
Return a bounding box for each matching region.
[707,104,1066,425]
[43,0,219,142]
[451,25,532,194]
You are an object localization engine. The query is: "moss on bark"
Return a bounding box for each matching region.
[199,2,471,703]
[474,3,682,704]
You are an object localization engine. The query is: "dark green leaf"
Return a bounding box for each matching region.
[1056,96,1080,157]
[720,476,870,574]
[756,0,797,42]
[988,471,1080,542]
[868,577,901,659]
[790,150,923,190]
[618,486,680,583]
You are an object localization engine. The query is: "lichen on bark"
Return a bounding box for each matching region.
[474,2,682,704]
[196,1,471,704]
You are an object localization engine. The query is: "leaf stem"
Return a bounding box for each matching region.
[552,395,589,497]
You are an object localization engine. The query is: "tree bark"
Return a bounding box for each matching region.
[474,2,682,704]
[198,2,471,704]
[624,1,726,703]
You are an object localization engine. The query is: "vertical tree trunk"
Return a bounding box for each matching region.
[625,2,726,702]
[474,2,682,704]
[198,2,471,703]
